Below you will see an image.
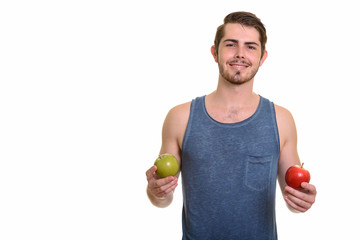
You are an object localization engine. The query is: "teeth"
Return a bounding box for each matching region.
[230,63,247,67]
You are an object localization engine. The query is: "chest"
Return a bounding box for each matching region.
[206,104,258,124]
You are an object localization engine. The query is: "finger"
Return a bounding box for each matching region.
[156,179,178,197]
[285,193,312,212]
[146,165,157,181]
[150,177,178,197]
[285,186,310,202]
[285,185,316,206]
[284,196,307,213]
[161,178,178,193]
[149,176,176,190]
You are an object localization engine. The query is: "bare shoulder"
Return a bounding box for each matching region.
[274,104,296,128]
[274,104,297,148]
[165,101,191,125]
[162,101,191,152]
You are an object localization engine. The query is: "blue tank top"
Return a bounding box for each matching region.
[181,95,280,240]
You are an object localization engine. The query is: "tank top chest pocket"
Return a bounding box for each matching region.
[245,143,273,191]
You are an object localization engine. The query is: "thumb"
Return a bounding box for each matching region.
[146,165,157,181]
[301,182,316,194]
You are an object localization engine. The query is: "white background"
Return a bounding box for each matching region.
[1,0,359,239]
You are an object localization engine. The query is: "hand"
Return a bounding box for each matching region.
[146,165,178,199]
[284,182,317,213]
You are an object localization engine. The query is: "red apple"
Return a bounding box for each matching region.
[285,163,311,190]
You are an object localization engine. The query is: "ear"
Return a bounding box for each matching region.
[211,45,218,63]
[259,50,268,66]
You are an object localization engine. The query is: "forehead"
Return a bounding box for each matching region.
[222,23,261,43]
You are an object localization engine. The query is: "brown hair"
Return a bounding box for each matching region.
[214,11,267,58]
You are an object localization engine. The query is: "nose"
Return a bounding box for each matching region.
[235,46,245,59]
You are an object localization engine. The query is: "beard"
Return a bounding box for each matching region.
[218,59,260,85]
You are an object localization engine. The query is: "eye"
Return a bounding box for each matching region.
[248,46,256,50]
[226,43,235,47]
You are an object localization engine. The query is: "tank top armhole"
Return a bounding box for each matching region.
[270,102,281,156]
[181,98,196,153]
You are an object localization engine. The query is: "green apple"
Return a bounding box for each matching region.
[154,153,179,178]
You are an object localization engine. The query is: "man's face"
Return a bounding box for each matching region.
[212,23,267,85]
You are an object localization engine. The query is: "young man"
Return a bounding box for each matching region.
[146,11,317,239]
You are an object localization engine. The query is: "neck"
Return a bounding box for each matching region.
[210,76,257,108]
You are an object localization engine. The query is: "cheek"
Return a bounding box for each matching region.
[248,55,261,66]
[218,52,232,65]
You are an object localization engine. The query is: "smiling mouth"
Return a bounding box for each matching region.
[228,60,250,69]
[229,63,249,70]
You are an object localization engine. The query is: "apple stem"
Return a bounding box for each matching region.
[301,162,304,168]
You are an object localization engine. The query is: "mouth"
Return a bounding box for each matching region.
[228,61,250,70]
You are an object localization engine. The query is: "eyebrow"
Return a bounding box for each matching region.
[223,39,260,46]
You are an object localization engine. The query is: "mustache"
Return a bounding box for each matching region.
[227,59,251,66]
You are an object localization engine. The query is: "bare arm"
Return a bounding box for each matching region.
[275,105,317,213]
[146,103,190,208]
